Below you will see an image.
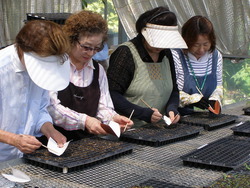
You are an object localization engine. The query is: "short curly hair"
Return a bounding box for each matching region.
[63,10,108,47]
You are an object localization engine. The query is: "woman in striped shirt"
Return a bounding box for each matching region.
[172,16,223,115]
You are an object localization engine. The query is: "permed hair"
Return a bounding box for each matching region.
[63,10,108,47]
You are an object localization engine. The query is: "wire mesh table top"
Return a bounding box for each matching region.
[0,102,249,188]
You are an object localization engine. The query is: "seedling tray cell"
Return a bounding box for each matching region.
[181,135,250,171]
[231,121,250,136]
[24,136,134,173]
[121,122,202,147]
[138,178,192,188]
[180,112,238,130]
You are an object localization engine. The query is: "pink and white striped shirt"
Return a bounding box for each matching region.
[47,59,117,131]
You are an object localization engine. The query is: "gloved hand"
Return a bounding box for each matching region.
[209,100,216,108]
[193,97,209,109]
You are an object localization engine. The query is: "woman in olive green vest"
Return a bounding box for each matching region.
[107,6,187,127]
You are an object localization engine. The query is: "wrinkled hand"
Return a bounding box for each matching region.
[13,134,41,154]
[112,114,134,131]
[193,97,209,109]
[168,111,180,124]
[151,108,163,123]
[85,116,107,135]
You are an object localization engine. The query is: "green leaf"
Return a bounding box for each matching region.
[81,0,88,9]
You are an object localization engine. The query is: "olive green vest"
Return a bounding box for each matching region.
[124,42,173,127]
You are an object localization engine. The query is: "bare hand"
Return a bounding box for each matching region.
[151,108,162,123]
[85,116,107,135]
[168,111,180,124]
[40,122,66,148]
[13,134,41,154]
[49,130,67,148]
[112,114,134,131]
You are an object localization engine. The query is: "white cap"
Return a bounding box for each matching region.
[141,23,187,49]
[24,52,70,91]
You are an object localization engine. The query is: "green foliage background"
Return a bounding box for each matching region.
[81,0,118,33]
[223,58,250,104]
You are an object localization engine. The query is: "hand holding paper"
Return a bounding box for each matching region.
[46,137,71,156]
[101,121,121,137]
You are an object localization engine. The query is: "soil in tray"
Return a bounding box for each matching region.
[179,112,237,130]
[24,136,133,169]
[121,121,202,146]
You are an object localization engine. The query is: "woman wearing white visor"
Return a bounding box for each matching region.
[0,20,70,161]
[107,6,187,127]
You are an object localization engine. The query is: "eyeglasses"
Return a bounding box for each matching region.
[77,41,103,52]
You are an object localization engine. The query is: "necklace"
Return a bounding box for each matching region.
[186,55,209,91]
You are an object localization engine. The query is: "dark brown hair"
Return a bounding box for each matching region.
[182,15,216,52]
[15,20,70,56]
[63,10,108,47]
[136,6,177,34]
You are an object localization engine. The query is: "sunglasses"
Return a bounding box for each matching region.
[77,41,103,52]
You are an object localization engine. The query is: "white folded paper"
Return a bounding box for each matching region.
[47,137,71,156]
[2,167,31,183]
[163,115,172,125]
[108,121,121,138]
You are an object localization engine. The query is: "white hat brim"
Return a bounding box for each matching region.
[24,52,70,91]
[142,24,187,49]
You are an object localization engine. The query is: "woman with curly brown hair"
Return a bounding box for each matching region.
[47,10,133,140]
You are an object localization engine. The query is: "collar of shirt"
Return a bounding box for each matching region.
[69,58,96,87]
[188,51,210,63]
[70,58,95,72]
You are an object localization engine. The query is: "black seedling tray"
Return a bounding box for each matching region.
[231,121,250,136]
[138,178,192,188]
[120,122,203,147]
[181,135,250,171]
[24,136,134,173]
[243,107,250,115]
[26,13,71,25]
[180,112,238,130]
